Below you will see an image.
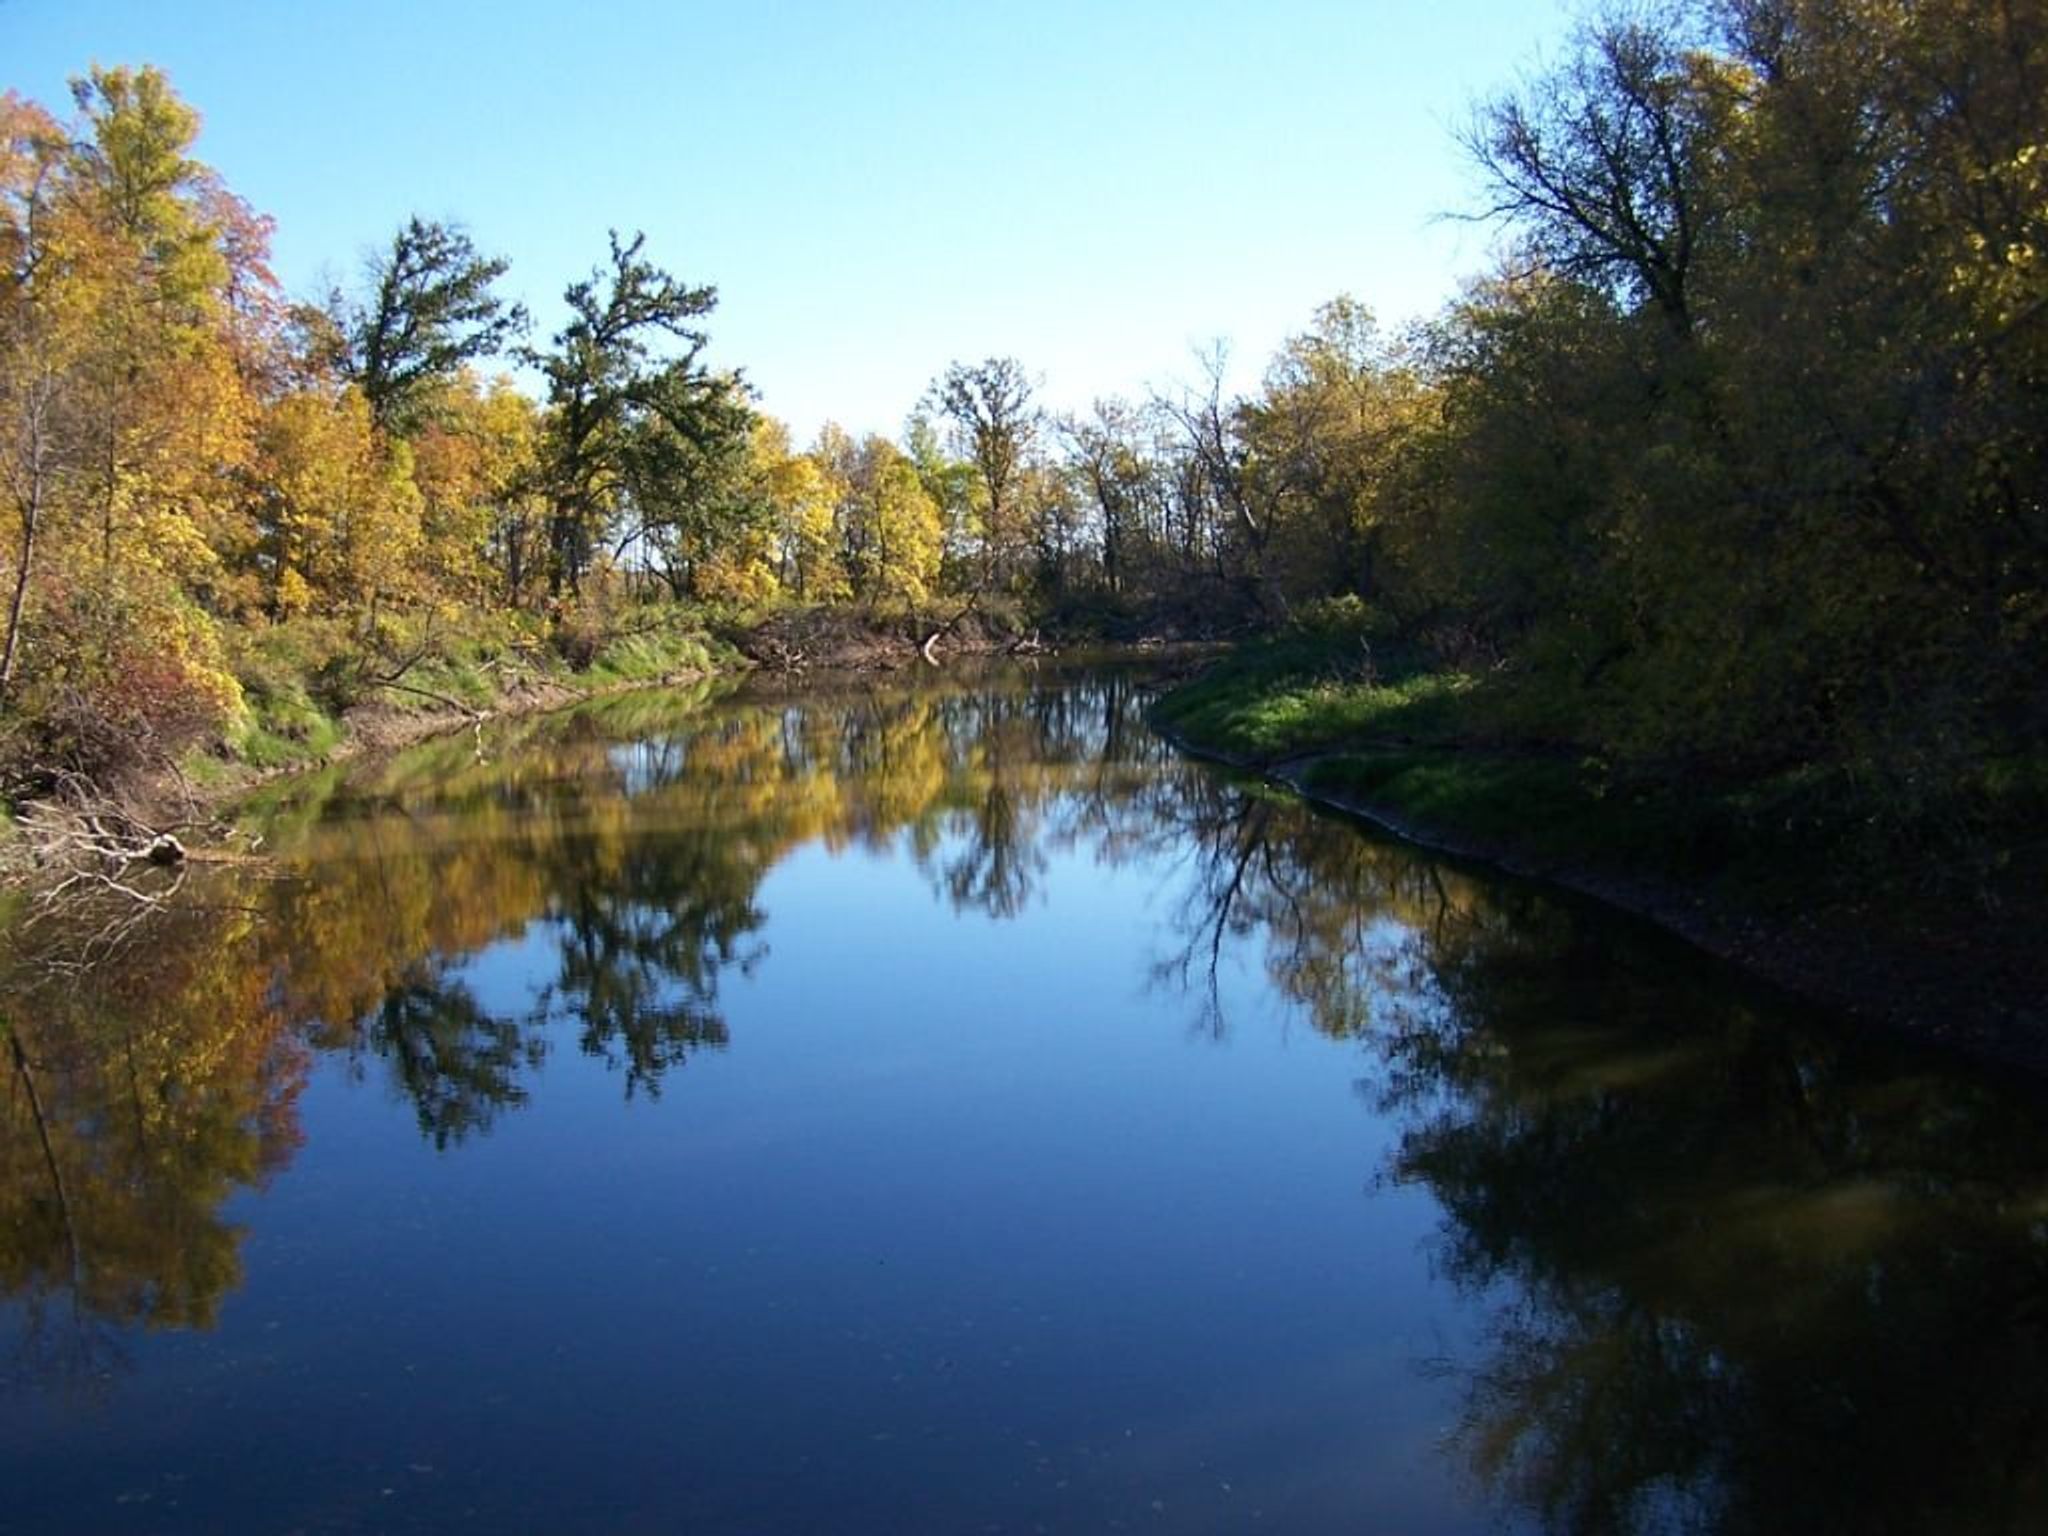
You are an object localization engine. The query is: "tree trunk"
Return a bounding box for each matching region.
[1,383,50,702]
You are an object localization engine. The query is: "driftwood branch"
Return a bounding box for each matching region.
[919,590,984,665]
[754,639,808,673]
[368,677,489,719]
[0,766,247,971]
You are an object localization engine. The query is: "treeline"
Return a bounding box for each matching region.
[4,0,2044,823]
[0,65,762,782]
[1104,0,2044,849]
[1066,0,2045,825]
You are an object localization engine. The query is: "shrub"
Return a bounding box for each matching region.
[3,577,243,786]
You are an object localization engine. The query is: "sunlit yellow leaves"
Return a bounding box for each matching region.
[68,64,229,316]
[760,429,848,602]
[864,453,944,606]
[252,386,422,616]
[409,372,543,604]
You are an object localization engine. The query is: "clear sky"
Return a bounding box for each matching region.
[3,0,1577,440]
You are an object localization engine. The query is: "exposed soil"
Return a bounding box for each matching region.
[729,605,1049,672]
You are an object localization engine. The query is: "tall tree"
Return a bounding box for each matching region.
[0,94,75,697]
[529,231,748,598]
[903,412,982,588]
[1156,344,1271,614]
[926,357,1038,591]
[342,217,526,436]
[1059,399,1158,598]
[842,436,943,606]
[1243,297,1435,608]
[761,421,846,601]
[1464,10,1735,342]
[65,65,226,313]
[249,386,422,618]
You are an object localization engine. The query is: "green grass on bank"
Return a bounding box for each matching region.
[1293,747,1819,896]
[200,604,734,782]
[1154,663,1482,760]
[1150,634,1903,909]
[584,622,721,686]
[1160,633,2046,975]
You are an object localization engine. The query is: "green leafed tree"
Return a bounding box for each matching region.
[528,230,751,599]
[926,357,1039,592]
[341,217,527,437]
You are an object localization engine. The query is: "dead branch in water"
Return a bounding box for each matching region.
[918,590,983,666]
[0,765,269,974]
[368,676,490,720]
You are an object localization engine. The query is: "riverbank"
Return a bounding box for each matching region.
[0,605,742,882]
[198,610,733,801]
[0,599,1177,879]
[1151,648,2048,1074]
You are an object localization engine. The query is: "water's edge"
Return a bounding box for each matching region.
[1151,718,2048,1080]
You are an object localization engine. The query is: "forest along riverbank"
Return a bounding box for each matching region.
[0,602,1109,883]
[1150,648,2048,1075]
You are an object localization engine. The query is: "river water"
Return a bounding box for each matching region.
[4,666,2045,1534]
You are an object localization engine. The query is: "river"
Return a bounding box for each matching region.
[4,665,2044,1534]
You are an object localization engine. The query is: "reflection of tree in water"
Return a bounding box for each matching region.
[359,968,544,1148]
[1385,949,2048,1536]
[1162,785,2048,1535]
[538,833,760,1098]
[0,674,1164,1388]
[938,776,1037,918]
[281,668,1179,1136]
[13,663,2048,1534]
[924,675,1186,921]
[1150,770,1463,1038]
[0,899,305,1390]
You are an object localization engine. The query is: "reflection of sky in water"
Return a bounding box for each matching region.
[4,673,2046,1535]
[605,736,689,799]
[154,811,1473,1527]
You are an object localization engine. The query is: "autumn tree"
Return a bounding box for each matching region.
[65,66,228,312]
[1241,297,1437,612]
[1153,343,1287,617]
[0,70,257,774]
[761,421,847,601]
[0,94,75,697]
[903,412,983,589]
[841,436,943,607]
[1059,399,1160,599]
[62,65,257,581]
[1432,0,2048,850]
[627,370,765,601]
[926,357,1039,592]
[249,386,422,618]
[409,372,545,606]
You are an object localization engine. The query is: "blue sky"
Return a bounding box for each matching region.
[4,0,1578,439]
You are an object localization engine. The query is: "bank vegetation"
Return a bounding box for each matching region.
[2,0,2041,1025]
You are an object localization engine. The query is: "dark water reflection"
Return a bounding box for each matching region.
[3,667,2045,1533]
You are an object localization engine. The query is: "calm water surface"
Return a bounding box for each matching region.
[4,668,2046,1534]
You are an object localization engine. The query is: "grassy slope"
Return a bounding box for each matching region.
[189,607,735,789]
[1151,640,2045,1066]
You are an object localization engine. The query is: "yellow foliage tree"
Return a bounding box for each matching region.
[251,387,422,619]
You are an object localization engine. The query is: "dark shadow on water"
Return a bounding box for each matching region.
[2,663,2045,1532]
[1163,767,2048,1534]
